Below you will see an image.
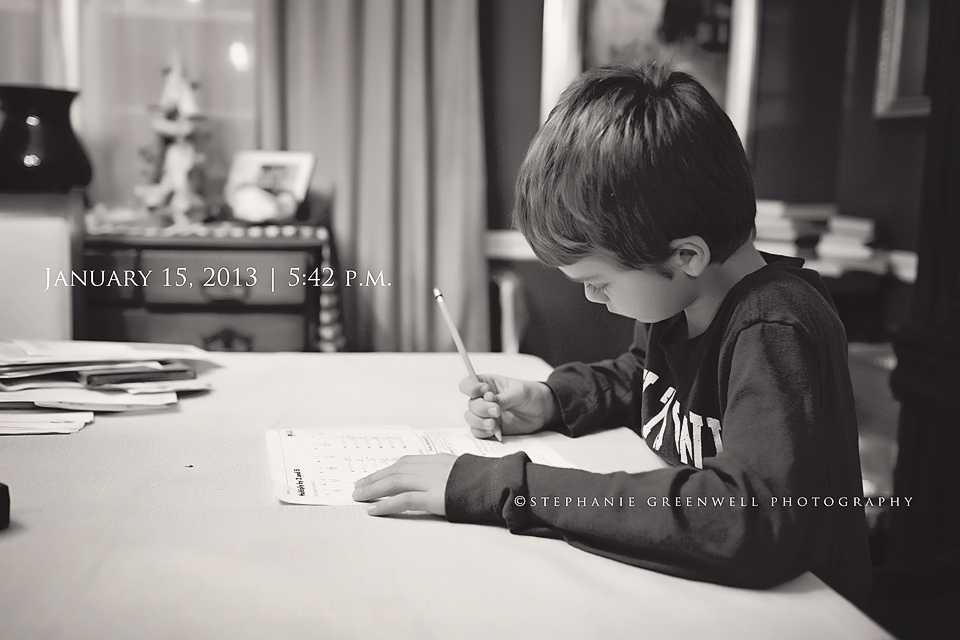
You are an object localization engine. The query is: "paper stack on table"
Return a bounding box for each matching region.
[0,340,217,435]
[0,410,94,435]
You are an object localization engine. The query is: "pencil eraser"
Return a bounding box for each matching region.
[0,482,9,530]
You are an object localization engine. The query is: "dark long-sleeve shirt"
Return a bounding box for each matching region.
[444,255,872,606]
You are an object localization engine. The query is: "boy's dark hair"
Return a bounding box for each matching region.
[514,63,756,275]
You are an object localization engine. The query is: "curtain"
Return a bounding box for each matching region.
[257,0,489,353]
[0,0,74,87]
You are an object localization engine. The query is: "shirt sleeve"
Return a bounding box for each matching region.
[446,321,830,591]
[544,323,648,437]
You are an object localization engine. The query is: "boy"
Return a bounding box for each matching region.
[352,63,872,606]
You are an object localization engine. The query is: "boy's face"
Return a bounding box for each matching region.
[559,254,695,323]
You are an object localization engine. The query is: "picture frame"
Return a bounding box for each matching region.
[874,0,931,120]
[224,150,316,223]
[225,150,316,202]
[540,0,760,154]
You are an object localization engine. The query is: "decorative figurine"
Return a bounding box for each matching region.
[134,53,207,226]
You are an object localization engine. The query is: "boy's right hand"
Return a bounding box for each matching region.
[459,375,559,439]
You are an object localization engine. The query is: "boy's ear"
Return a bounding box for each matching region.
[668,236,710,278]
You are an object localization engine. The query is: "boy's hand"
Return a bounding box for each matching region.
[459,374,559,439]
[352,454,457,516]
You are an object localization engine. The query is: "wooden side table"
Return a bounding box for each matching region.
[80,224,345,352]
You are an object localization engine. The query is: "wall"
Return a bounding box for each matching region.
[742,0,922,335]
[749,0,925,251]
[479,0,544,230]
[751,0,850,203]
[835,0,927,251]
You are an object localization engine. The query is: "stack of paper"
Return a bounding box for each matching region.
[0,340,217,435]
[0,388,180,412]
[0,410,94,435]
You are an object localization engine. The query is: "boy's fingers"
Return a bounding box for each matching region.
[463,411,496,436]
[457,377,475,395]
[466,398,484,415]
[470,426,501,440]
[353,455,430,491]
[366,492,425,516]
[467,397,500,418]
[353,471,429,502]
[495,384,522,406]
[458,377,489,398]
[353,462,397,489]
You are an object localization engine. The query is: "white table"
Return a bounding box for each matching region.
[0,352,892,639]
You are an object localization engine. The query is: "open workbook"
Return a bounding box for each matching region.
[265,426,576,506]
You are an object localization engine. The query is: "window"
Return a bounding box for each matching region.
[0,0,257,206]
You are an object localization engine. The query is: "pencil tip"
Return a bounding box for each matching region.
[432,287,442,298]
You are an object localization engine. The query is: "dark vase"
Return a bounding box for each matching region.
[0,85,93,193]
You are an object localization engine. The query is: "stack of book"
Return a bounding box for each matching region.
[805,215,892,277]
[754,200,836,257]
[0,340,215,434]
[889,250,918,284]
[816,216,876,260]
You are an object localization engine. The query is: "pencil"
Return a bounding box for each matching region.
[433,287,502,442]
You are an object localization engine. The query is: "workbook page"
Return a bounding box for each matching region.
[265,426,574,505]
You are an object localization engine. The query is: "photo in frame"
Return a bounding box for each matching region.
[874,0,931,119]
[581,0,732,108]
[541,0,759,152]
[224,150,316,223]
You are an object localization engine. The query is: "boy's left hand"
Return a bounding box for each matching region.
[352,454,458,516]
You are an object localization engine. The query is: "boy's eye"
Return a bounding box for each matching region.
[585,282,608,295]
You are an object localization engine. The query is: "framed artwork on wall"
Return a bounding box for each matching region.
[874,0,931,119]
[540,0,760,152]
